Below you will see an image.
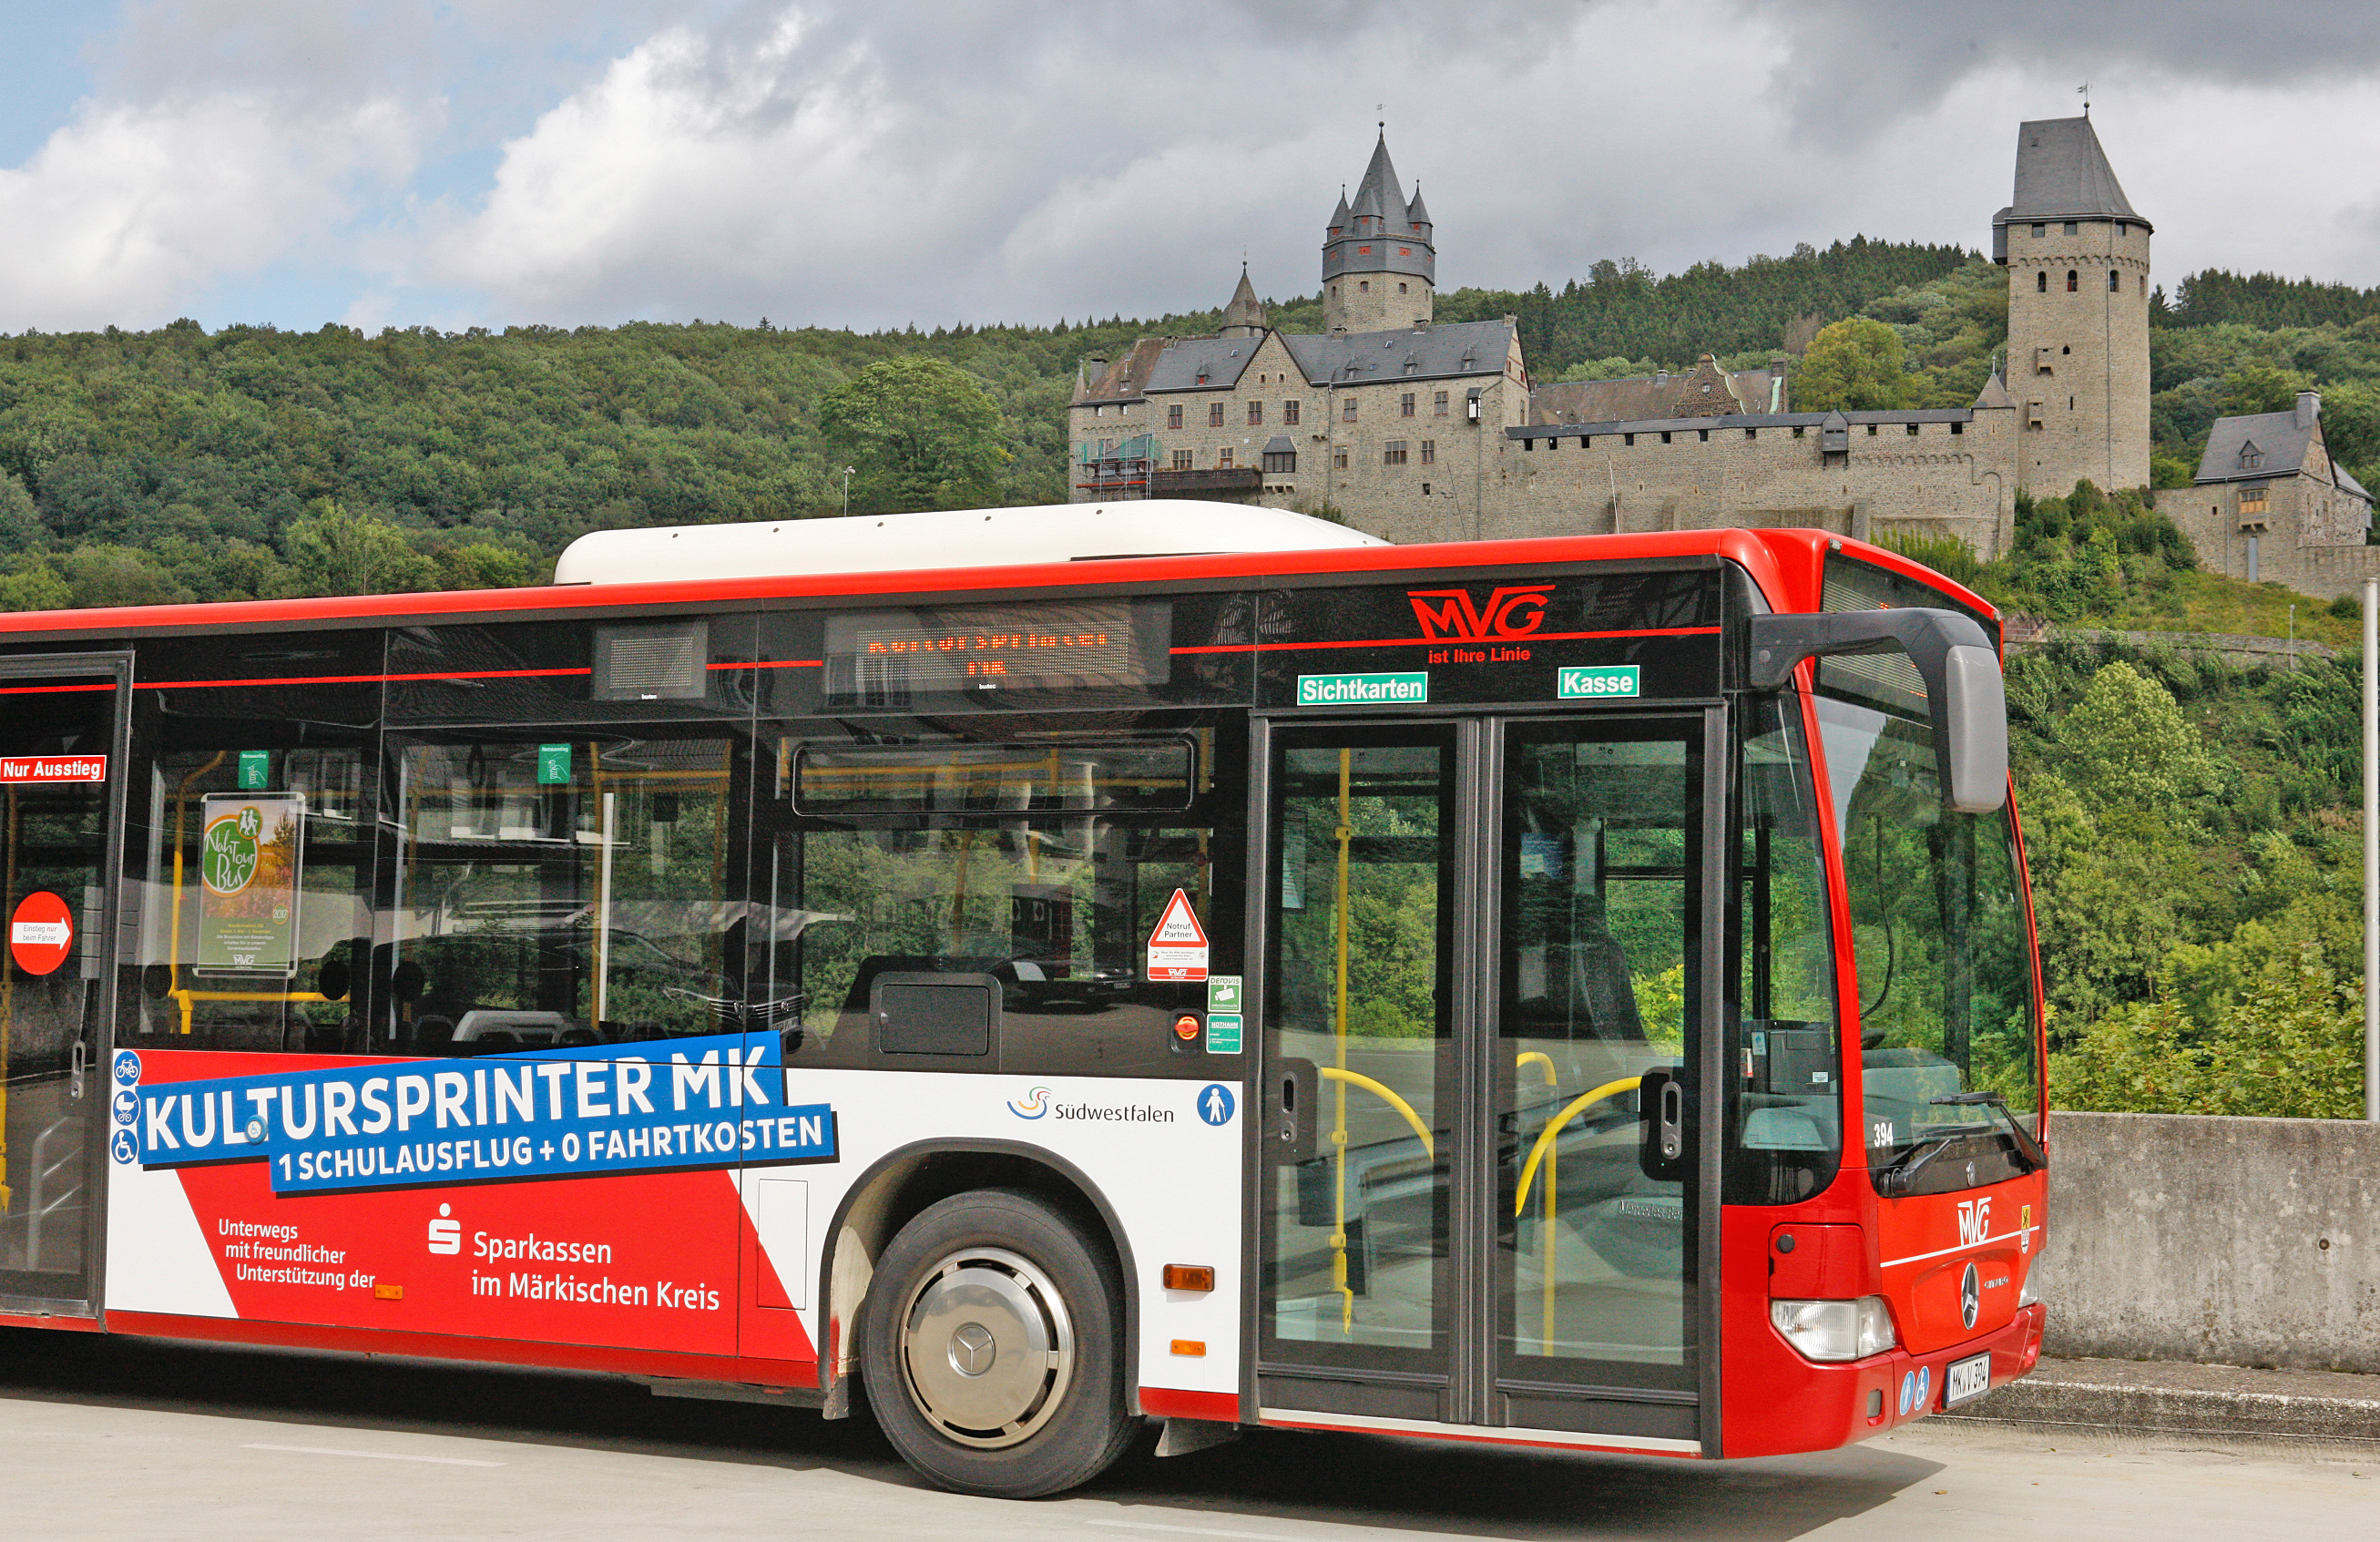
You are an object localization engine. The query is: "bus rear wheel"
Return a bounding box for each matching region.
[862,1188,1136,1497]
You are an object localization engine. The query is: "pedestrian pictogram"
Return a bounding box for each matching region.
[1146,888,1210,982]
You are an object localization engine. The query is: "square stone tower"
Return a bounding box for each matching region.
[1994,116,2152,495]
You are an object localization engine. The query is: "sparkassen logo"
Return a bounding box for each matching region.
[1007,1086,1053,1119]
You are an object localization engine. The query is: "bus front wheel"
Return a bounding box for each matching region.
[862,1188,1136,1497]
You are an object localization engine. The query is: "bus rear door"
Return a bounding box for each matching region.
[0,653,129,1319]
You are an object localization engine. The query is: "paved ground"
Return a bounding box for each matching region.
[0,1331,2371,1541]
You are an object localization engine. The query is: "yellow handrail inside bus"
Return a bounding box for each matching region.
[173,991,331,1036]
[1317,1067,1434,1159]
[1517,1051,1559,1354]
[1513,1075,1647,1216]
[1331,747,1353,1334]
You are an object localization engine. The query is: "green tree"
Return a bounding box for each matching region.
[0,556,69,612]
[60,545,193,608]
[282,500,435,596]
[1793,317,1915,410]
[2054,660,2221,812]
[815,357,1010,513]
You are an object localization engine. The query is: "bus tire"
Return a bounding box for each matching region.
[862,1188,1136,1497]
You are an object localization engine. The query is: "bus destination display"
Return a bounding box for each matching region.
[825,599,1169,693]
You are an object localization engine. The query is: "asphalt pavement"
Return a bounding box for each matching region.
[0,1330,2370,1541]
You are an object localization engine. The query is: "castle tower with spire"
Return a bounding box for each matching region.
[1218,266,1266,338]
[1993,115,2152,496]
[1322,132,1435,334]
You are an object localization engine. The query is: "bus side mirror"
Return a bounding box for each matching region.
[1746,608,2008,815]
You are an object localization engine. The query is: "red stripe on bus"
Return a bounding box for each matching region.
[136,667,593,690]
[1170,625,1722,656]
[707,659,824,669]
[0,681,118,695]
[1139,1386,1240,1422]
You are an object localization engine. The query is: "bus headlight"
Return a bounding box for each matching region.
[1770,1296,1897,1362]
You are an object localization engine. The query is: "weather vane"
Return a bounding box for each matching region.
[2079,82,2089,116]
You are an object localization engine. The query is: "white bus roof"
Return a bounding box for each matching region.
[551,501,1387,585]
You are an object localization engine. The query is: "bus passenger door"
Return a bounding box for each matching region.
[1488,716,1707,1445]
[0,655,128,1318]
[1254,712,1712,1448]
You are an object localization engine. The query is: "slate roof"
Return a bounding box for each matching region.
[1973,371,2015,411]
[1508,408,1973,441]
[1529,363,1784,425]
[1074,337,1170,404]
[1280,320,1511,386]
[2194,407,2336,485]
[1141,335,1269,393]
[1221,269,1265,332]
[1995,116,2149,233]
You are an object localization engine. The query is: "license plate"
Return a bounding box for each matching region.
[1942,1351,1992,1407]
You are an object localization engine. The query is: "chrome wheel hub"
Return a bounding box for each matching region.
[899,1245,1075,1448]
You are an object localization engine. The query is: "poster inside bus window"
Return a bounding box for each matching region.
[196,792,305,977]
[823,599,1170,700]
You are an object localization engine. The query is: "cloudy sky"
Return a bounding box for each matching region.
[6,0,2380,336]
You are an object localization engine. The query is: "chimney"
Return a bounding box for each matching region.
[2296,390,2321,430]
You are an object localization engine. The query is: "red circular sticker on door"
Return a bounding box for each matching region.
[10,891,74,975]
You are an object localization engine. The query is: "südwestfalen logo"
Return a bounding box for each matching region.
[1405,584,1552,641]
[1007,1086,1053,1119]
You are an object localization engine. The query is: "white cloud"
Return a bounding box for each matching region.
[0,91,423,332]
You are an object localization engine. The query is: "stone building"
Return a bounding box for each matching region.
[2171,391,2374,595]
[1992,117,2154,496]
[1064,115,2380,592]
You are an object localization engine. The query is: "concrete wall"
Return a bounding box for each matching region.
[2044,1111,2379,1373]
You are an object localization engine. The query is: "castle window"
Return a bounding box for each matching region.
[1420,440,1435,465]
[1745,427,1757,439]
[2241,485,2269,514]
[1284,400,1301,425]
[2066,271,2078,291]
[1660,432,1671,444]
[1384,441,1408,465]
[1262,447,1296,474]
[1334,448,1349,470]
[1792,425,1804,438]
[1866,424,1878,436]
[1168,404,1183,430]
[2063,221,2079,235]
[1209,403,1225,427]
[1343,397,1358,423]
[1434,390,1449,415]
[2117,222,2129,237]
[1950,421,1964,435]
[1171,450,1194,470]
[2037,271,2048,292]
[1698,429,1710,442]
[1906,423,1920,435]
[1398,282,1409,294]
[2109,269,2120,292]
[1625,434,1636,446]
[2240,441,2266,471]
[1248,401,1263,426]
[1218,448,1233,469]
[1359,281,1370,293]
[2031,223,2045,238]
[1401,393,1416,417]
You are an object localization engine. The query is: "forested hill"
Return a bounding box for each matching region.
[5,239,2380,610]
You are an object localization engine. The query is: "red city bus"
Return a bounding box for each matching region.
[0,505,2048,1497]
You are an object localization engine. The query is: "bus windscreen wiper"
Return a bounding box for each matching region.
[1930,1090,2048,1169]
[1871,1121,1997,1197]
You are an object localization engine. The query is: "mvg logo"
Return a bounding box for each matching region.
[1405,585,1553,641]
[1956,1197,1992,1247]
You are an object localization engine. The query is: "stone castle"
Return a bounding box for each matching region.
[1068,117,2376,597]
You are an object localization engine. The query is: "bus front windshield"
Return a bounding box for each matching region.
[1814,656,2040,1197]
